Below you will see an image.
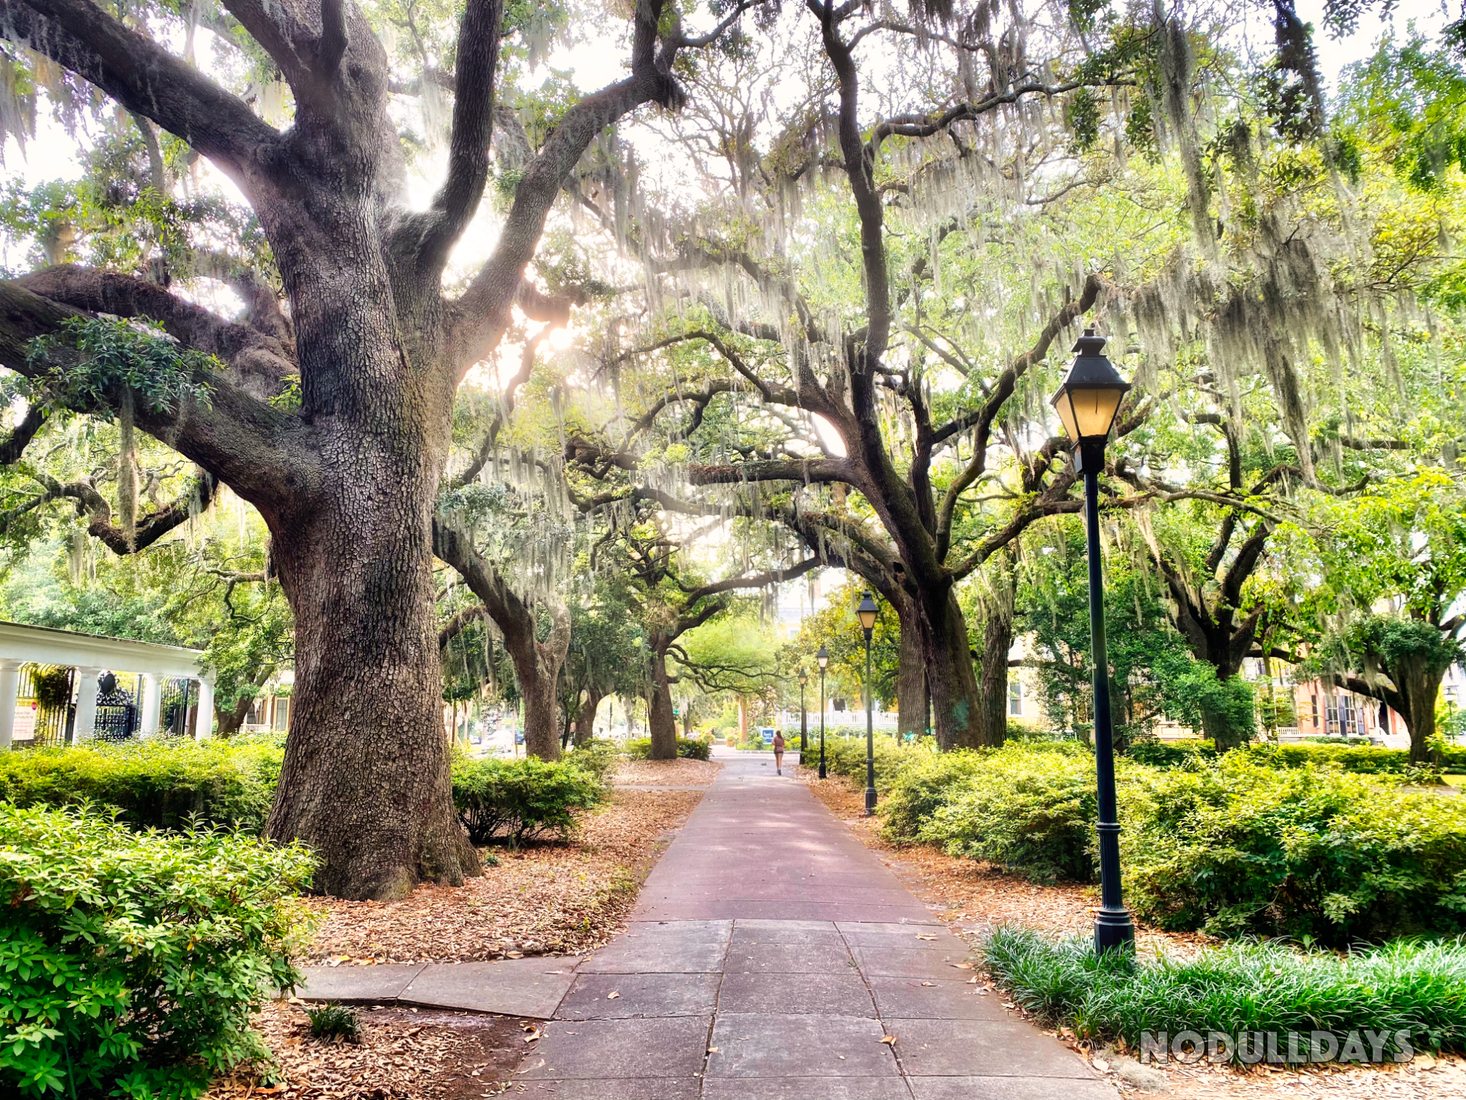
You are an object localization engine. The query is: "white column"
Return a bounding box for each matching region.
[0,659,20,751]
[139,673,160,735]
[194,678,214,739]
[73,667,100,744]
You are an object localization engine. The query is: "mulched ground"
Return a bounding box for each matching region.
[306,785,707,964]
[207,1003,530,1099]
[799,764,1466,1100]
[214,774,712,1097]
[611,757,722,787]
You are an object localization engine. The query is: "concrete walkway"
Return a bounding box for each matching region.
[514,751,1118,1099]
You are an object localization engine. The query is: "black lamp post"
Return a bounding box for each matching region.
[1050,327,1135,954]
[798,668,809,757]
[816,645,829,779]
[857,591,879,816]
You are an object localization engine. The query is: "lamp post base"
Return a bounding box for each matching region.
[818,761,827,779]
[1093,907,1136,953]
[864,786,877,816]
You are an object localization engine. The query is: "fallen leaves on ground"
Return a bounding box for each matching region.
[799,765,1466,1099]
[306,788,703,964]
[206,1002,525,1099]
[612,758,722,787]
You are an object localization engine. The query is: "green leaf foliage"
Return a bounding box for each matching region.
[0,803,315,1098]
[24,315,215,416]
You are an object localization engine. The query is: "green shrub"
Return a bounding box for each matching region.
[304,1003,360,1043]
[0,803,314,1098]
[622,736,712,760]
[1126,756,1466,943]
[984,927,1466,1060]
[565,739,619,781]
[1241,741,1428,776]
[879,750,987,844]
[0,737,285,832]
[804,733,919,789]
[451,756,605,846]
[917,744,1117,883]
[1126,739,1217,766]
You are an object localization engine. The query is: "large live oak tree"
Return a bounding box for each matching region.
[0,0,757,898]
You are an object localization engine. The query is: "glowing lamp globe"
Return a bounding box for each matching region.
[1050,328,1130,444]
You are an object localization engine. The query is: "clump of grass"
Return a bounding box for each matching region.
[305,1002,361,1043]
[983,927,1466,1060]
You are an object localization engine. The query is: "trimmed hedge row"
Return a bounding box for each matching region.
[0,803,314,1098]
[0,736,285,832]
[2,739,613,850]
[871,742,1466,944]
[622,736,713,761]
[1130,737,1461,778]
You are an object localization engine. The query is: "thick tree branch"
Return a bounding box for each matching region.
[5,0,283,188]
[448,0,680,372]
[0,406,48,465]
[17,266,298,401]
[11,469,218,554]
[0,279,314,504]
[401,0,505,273]
[931,274,1104,560]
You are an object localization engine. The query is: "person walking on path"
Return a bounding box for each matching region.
[773,728,785,775]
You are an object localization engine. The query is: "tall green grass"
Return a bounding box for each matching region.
[983,927,1466,1059]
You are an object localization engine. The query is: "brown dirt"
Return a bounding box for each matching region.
[799,765,1466,1099]
[206,1002,529,1099]
[305,787,704,964]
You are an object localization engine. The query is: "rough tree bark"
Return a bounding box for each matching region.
[895,602,927,739]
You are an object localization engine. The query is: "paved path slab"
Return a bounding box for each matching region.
[510,751,1116,1097]
[296,956,575,1019]
[295,962,425,1003]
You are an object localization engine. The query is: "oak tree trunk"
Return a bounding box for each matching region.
[1394,658,1445,765]
[215,695,254,737]
[647,648,678,759]
[973,579,1016,748]
[267,441,479,899]
[918,585,997,750]
[896,616,927,739]
[517,650,563,761]
[573,688,604,746]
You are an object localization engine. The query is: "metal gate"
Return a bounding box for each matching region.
[15,664,73,748]
[158,677,194,737]
[93,672,139,743]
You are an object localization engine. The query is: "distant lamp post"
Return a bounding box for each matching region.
[1050,327,1135,954]
[857,591,880,816]
[798,668,809,757]
[816,645,829,779]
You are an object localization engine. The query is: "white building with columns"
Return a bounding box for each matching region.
[0,621,214,750]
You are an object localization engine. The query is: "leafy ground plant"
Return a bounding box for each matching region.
[0,803,315,1098]
[304,1004,360,1043]
[983,928,1466,1062]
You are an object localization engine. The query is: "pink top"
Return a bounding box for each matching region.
[773,732,785,751]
